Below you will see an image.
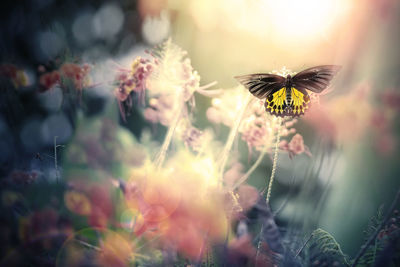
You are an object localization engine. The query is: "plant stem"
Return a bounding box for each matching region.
[54,136,60,184]
[154,94,183,168]
[232,146,266,190]
[255,226,264,264]
[266,117,282,204]
[217,94,251,186]
[295,232,314,258]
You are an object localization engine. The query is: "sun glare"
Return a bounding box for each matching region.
[189,0,353,43]
[265,0,351,40]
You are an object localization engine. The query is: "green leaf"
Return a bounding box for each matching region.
[303,228,349,267]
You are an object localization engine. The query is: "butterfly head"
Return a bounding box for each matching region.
[285,74,292,88]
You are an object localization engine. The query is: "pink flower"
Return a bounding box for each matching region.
[375,133,396,156]
[381,90,400,111]
[181,126,205,152]
[224,162,244,188]
[280,133,311,159]
[60,63,91,90]
[304,83,372,144]
[114,57,153,121]
[288,134,305,154]
[145,39,200,102]
[144,95,175,126]
[240,115,271,152]
[39,71,61,91]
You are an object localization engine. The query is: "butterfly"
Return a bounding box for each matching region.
[235,65,341,117]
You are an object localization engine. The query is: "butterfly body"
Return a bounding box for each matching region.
[284,75,292,106]
[235,65,341,117]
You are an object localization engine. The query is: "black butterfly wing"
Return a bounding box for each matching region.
[235,73,286,99]
[292,65,341,93]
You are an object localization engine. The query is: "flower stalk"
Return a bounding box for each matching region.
[266,117,282,203]
[154,92,184,168]
[217,93,251,186]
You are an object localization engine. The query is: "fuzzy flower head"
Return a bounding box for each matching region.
[142,39,201,126]
[146,39,200,101]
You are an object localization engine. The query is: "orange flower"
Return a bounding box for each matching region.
[87,185,113,228]
[65,182,114,228]
[96,231,134,267]
[60,63,91,90]
[0,64,29,88]
[121,157,228,259]
[64,191,91,215]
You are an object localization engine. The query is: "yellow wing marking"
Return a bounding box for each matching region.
[291,87,310,114]
[266,87,286,114]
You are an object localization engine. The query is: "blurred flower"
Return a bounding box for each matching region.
[223,162,244,188]
[7,170,39,185]
[1,190,22,207]
[0,64,30,88]
[279,133,312,159]
[180,126,203,151]
[121,153,228,259]
[375,133,396,156]
[39,70,61,91]
[381,90,400,112]
[370,110,390,131]
[39,63,91,92]
[57,228,134,267]
[370,90,399,156]
[236,184,259,212]
[66,118,147,169]
[64,190,91,216]
[137,0,167,18]
[147,39,200,98]
[88,185,114,228]
[142,10,171,45]
[96,231,134,267]
[206,87,249,127]
[144,39,201,126]
[304,83,372,144]
[369,0,397,20]
[226,234,273,267]
[227,234,257,266]
[114,57,153,121]
[175,122,213,152]
[19,207,73,250]
[60,63,91,90]
[67,181,114,228]
[223,163,259,218]
[143,94,175,126]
